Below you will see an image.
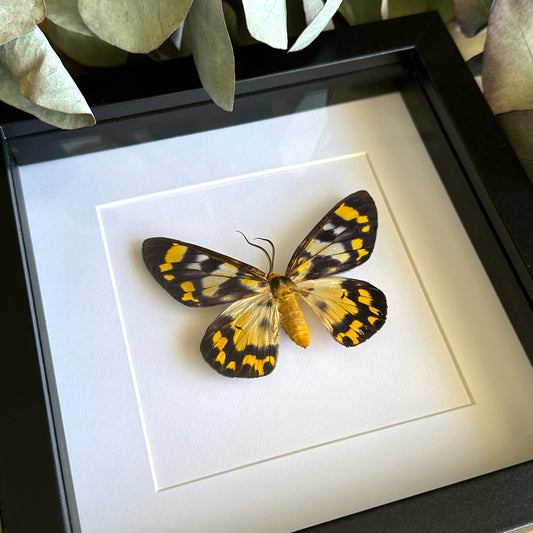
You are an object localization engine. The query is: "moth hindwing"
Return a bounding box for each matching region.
[142,190,387,378]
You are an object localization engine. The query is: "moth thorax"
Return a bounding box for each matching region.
[268,273,310,348]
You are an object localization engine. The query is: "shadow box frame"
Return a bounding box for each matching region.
[1,11,533,533]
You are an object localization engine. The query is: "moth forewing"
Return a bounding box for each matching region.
[286,190,379,281]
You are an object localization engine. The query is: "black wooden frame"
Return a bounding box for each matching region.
[1,12,532,533]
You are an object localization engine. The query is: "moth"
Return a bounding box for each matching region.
[142,190,387,378]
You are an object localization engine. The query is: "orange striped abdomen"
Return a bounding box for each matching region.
[268,273,310,348]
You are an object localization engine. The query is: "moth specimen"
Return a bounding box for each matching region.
[143,190,387,378]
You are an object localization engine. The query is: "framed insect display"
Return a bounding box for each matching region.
[2,12,533,533]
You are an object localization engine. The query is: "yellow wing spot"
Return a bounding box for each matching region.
[337,330,360,345]
[359,289,371,298]
[181,281,195,293]
[242,354,255,366]
[165,243,187,263]
[159,262,173,272]
[350,319,364,330]
[215,351,226,364]
[336,203,359,221]
[180,281,198,302]
[226,361,236,371]
[241,278,262,288]
[361,225,370,233]
[163,274,175,281]
[368,316,379,325]
[214,335,228,350]
[356,215,369,224]
[351,238,363,250]
[357,248,369,260]
[292,261,311,276]
[242,354,274,376]
[213,330,222,343]
[335,252,350,263]
[358,295,372,306]
[370,306,381,315]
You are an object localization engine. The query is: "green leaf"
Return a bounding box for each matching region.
[0,27,94,129]
[0,0,45,46]
[186,0,235,111]
[45,0,129,67]
[496,110,533,180]
[149,33,183,61]
[222,2,241,44]
[290,0,343,52]
[453,0,491,37]
[447,21,486,62]
[385,0,455,23]
[482,0,533,180]
[169,25,185,50]
[78,0,192,53]
[482,0,533,115]
[242,0,288,49]
[44,19,129,67]
[220,1,257,46]
[338,0,383,25]
[44,0,93,36]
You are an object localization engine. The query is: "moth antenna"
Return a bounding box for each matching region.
[236,231,275,273]
[254,237,276,273]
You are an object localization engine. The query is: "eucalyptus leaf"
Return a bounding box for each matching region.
[222,1,256,46]
[0,27,94,129]
[44,19,129,68]
[0,0,45,46]
[384,0,455,23]
[453,0,491,37]
[171,24,193,57]
[78,0,192,53]
[45,0,93,36]
[222,2,242,44]
[290,0,343,52]
[170,24,184,50]
[338,0,383,25]
[242,0,288,49]
[447,20,486,63]
[497,110,533,180]
[148,36,181,61]
[303,0,334,29]
[482,0,533,115]
[186,0,235,111]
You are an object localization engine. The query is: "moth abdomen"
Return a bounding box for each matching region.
[269,273,310,348]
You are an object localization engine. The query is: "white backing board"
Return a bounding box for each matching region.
[98,153,469,489]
